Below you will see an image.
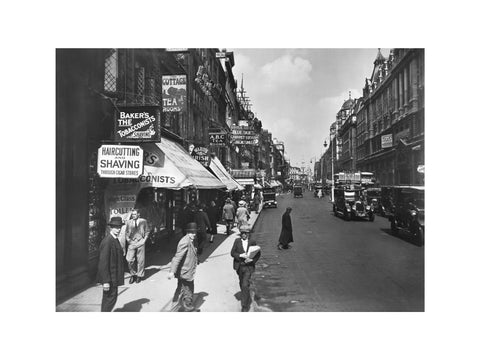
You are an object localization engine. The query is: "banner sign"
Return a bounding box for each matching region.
[381,134,393,148]
[209,132,227,146]
[231,125,259,145]
[162,75,187,112]
[191,146,211,167]
[97,145,144,178]
[114,107,160,142]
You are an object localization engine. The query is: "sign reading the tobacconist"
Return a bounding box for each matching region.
[114,107,160,142]
[97,145,144,178]
[162,75,187,112]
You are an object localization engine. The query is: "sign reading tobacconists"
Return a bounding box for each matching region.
[97,145,144,178]
[114,107,160,142]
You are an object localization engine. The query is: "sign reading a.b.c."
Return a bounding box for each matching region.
[209,132,226,146]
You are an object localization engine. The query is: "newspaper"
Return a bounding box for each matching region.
[247,245,261,259]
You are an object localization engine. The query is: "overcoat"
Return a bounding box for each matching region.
[96,233,125,286]
[230,237,261,271]
[278,211,293,246]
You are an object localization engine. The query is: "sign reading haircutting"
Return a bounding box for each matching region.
[114,107,160,142]
[162,75,187,112]
[381,134,393,148]
[97,145,144,178]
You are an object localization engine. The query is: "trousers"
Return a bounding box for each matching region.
[237,265,254,310]
[172,278,195,311]
[101,286,118,312]
[126,244,145,278]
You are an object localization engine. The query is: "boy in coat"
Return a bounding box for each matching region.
[97,217,125,312]
[230,225,261,312]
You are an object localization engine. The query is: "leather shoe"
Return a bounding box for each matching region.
[129,276,136,284]
[136,277,142,283]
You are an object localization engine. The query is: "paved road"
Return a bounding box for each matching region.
[252,191,424,311]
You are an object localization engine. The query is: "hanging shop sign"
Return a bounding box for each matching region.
[231,125,259,145]
[191,146,211,167]
[97,145,144,178]
[162,75,187,112]
[114,107,160,142]
[209,132,227,146]
[241,162,250,169]
[381,134,393,148]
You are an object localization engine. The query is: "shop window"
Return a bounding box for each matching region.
[104,49,118,93]
[135,188,167,235]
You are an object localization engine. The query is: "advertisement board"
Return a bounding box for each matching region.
[162,75,187,112]
[231,125,259,145]
[209,132,227,146]
[381,134,393,148]
[97,145,144,178]
[191,146,211,167]
[114,107,160,142]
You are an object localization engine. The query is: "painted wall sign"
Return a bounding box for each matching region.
[114,107,160,142]
[162,75,187,112]
[97,145,144,178]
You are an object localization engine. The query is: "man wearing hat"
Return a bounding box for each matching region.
[222,198,236,235]
[97,216,125,312]
[230,225,261,312]
[168,222,199,312]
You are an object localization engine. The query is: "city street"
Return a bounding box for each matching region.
[252,191,424,311]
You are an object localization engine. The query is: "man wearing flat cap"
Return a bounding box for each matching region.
[231,225,261,312]
[97,216,125,312]
[168,222,199,312]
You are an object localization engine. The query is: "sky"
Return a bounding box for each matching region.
[231,48,386,168]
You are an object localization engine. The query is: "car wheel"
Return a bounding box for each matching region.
[390,219,398,234]
[414,226,424,246]
[369,213,375,222]
[345,212,351,221]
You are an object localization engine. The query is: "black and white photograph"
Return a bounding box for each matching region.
[56,48,425,313]
[4,1,480,359]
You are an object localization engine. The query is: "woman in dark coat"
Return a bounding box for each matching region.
[278,207,293,250]
[206,200,218,242]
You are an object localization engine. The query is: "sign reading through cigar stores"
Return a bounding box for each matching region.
[231,125,259,145]
[97,145,144,178]
[114,107,160,142]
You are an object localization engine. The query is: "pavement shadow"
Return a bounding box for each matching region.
[197,233,231,264]
[114,298,150,312]
[193,291,209,310]
[380,228,422,247]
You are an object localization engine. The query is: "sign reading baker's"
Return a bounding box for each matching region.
[114,107,160,142]
[97,145,144,178]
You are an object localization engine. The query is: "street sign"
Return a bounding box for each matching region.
[216,52,226,58]
[97,145,144,178]
[381,134,393,148]
[114,107,160,142]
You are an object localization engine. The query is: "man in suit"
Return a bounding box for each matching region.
[97,216,125,312]
[125,209,150,284]
[168,222,199,312]
[194,203,211,256]
[230,225,261,312]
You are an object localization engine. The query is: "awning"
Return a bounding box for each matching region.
[208,156,242,191]
[236,178,255,186]
[139,139,226,190]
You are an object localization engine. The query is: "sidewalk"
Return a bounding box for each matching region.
[56,205,264,312]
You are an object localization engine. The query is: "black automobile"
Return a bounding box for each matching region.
[262,187,277,208]
[389,186,425,245]
[379,186,395,217]
[365,187,382,214]
[293,186,303,198]
[333,187,375,221]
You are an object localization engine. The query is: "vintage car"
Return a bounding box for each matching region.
[379,186,395,217]
[333,187,375,221]
[262,187,278,208]
[293,186,303,198]
[389,186,425,245]
[365,187,382,214]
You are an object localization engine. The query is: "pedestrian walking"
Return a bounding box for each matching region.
[253,192,260,213]
[125,209,150,284]
[206,200,218,243]
[96,217,125,312]
[222,198,236,235]
[236,200,250,228]
[278,207,293,250]
[168,222,199,312]
[230,225,261,312]
[194,203,211,255]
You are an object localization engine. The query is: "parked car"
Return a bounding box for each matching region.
[293,186,303,198]
[389,186,425,245]
[333,187,374,221]
[262,187,277,208]
[365,187,382,214]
